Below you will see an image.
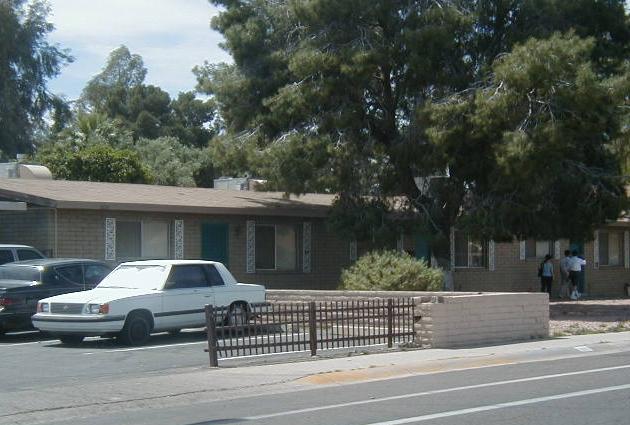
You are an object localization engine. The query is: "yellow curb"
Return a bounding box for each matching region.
[297,357,516,385]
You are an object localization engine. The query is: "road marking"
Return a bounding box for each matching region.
[575,346,593,352]
[82,340,208,354]
[361,383,630,425]
[244,364,630,421]
[81,333,305,354]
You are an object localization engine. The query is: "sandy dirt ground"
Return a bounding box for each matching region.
[549,298,630,336]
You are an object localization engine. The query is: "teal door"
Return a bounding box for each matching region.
[415,235,431,264]
[201,223,230,267]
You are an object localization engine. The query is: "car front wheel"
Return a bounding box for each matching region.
[119,315,151,346]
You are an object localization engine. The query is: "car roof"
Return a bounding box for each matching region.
[0,244,38,249]
[0,258,109,267]
[120,259,221,267]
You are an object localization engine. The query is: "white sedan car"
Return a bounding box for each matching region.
[32,260,266,345]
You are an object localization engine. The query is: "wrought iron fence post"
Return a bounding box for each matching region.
[205,304,219,367]
[387,298,393,348]
[308,301,317,356]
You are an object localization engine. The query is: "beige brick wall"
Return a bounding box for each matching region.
[417,293,549,348]
[454,236,630,298]
[267,290,549,349]
[6,209,353,290]
[0,208,55,256]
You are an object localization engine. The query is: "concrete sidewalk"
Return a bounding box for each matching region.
[3,331,630,425]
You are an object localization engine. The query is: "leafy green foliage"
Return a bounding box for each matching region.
[133,137,202,187]
[0,0,72,158]
[37,144,152,184]
[340,250,443,291]
[204,0,630,258]
[77,45,147,113]
[424,33,629,242]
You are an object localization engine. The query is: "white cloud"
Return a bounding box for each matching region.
[46,0,232,99]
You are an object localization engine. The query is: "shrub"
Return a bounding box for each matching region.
[340,250,443,291]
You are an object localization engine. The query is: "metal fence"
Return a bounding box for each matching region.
[205,298,415,367]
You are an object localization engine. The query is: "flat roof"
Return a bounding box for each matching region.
[0,179,335,218]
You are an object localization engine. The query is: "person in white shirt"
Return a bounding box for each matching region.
[568,250,586,300]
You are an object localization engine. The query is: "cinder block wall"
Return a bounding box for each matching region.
[267,290,549,348]
[416,293,549,348]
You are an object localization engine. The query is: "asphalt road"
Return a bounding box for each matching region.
[41,351,630,425]
[2,329,629,425]
[0,329,213,390]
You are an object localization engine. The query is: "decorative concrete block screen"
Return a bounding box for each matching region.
[266,290,549,349]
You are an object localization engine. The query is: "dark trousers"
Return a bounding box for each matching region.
[540,276,552,295]
[569,271,580,291]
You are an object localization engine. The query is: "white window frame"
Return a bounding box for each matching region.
[598,230,624,267]
[524,239,553,259]
[255,224,299,271]
[116,220,170,260]
[453,231,488,269]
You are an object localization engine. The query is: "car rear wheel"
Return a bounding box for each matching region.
[59,335,84,345]
[119,315,151,346]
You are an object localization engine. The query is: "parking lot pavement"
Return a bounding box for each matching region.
[2,330,629,425]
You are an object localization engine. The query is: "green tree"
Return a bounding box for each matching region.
[133,137,203,187]
[203,0,630,265]
[0,0,72,158]
[77,45,146,113]
[37,144,152,183]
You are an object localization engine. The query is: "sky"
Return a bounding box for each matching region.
[46,0,232,100]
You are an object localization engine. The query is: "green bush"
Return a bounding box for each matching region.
[340,250,443,291]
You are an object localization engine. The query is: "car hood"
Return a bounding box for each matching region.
[41,287,157,304]
[0,279,37,290]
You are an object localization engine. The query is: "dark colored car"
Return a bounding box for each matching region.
[0,258,112,336]
[0,244,46,265]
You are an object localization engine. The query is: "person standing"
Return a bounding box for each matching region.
[559,250,571,299]
[569,250,586,300]
[540,254,554,296]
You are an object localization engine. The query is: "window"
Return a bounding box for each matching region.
[17,249,44,261]
[166,265,208,289]
[54,265,84,286]
[599,231,623,266]
[0,250,13,265]
[205,265,225,286]
[525,239,552,258]
[255,224,298,271]
[116,221,169,259]
[454,231,487,268]
[84,265,111,287]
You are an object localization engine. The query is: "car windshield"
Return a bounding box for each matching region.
[0,265,42,281]
[96,265,167,290]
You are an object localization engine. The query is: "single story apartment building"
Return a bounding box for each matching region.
[0,178,628,296]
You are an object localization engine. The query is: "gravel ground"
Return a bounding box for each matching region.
[549,298,630,336]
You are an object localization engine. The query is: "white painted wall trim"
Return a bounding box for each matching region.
[302,222,312,273]
[174,220,184,259]
[625,231,629,269]
[350,241,358,261]
[594,231,599,270]
[246,220,255,273]
[105,218,116,261]
[449,227,455,268]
